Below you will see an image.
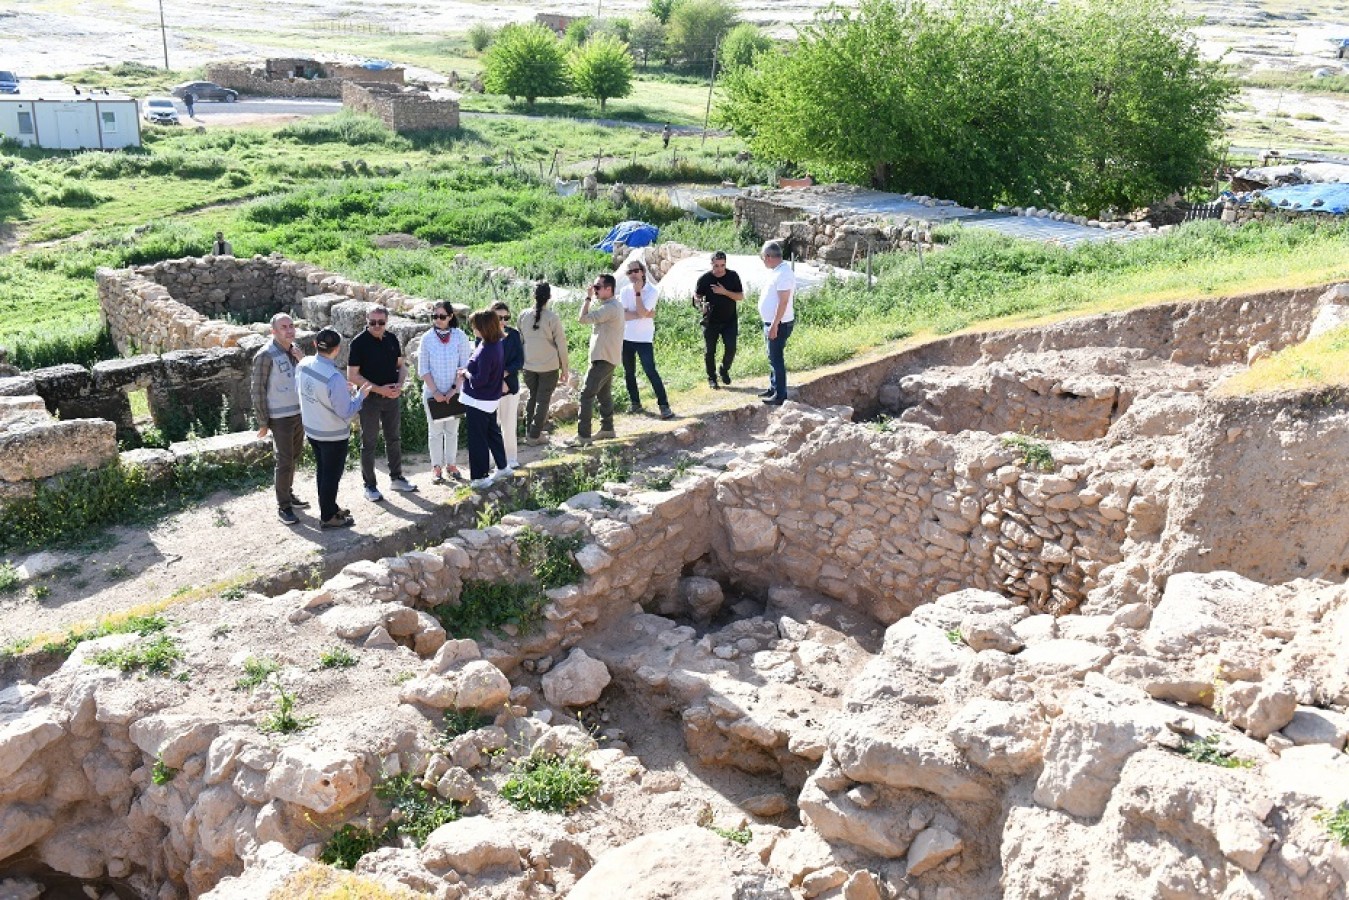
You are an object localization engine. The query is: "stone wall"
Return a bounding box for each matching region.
[341,82,459,133]
[205,64,343,98]
[1221,200,1343,227]
[735,194,937,265]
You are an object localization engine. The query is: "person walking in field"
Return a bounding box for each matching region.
[661,122,672,149]
[518,281,569,446]
[251,313,308,525]
[693,250,744,390]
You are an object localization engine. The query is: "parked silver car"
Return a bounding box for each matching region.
[142,96,180,125]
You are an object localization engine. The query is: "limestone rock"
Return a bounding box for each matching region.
[0,710,65,781]
[542,649,612,708]
[906,826,963,877]
[724,507,778,555]
[421,816,522,875]
[1222,679,1297,739]
[680,576,726,620]
[947,699,1048,776]
[264,746,371,813]
[831,718,993,804]
[1281,706,1349,749]
[568,825,790,900]
[1144,571,1263,659]
[881,618,970,679]
[453,660,512,710]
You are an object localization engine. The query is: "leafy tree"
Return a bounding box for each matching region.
[482,24,572,109]
[666,0,739,72]
[649,0,677,24]
[467,22,497,54]
[718,0,1233,214]
[630,13,667,68]
[570,34,636,112]
[719,22,771,72]
[563,18,592,49]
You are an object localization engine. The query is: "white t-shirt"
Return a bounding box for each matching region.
[758,263,796,323]
[619,282,660,343]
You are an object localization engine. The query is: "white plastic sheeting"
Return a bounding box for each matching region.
[614,248,858,302]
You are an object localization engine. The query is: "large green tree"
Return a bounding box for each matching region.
[719,22,771,72]
[665,0,739,72]
[482,24,571,109]
[719,0,1234,214]
[570,34,636,112]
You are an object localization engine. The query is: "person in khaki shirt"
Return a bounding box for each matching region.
[574,273,624,444]
[518,282,570,445]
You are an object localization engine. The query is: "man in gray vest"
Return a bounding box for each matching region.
[252,313,308,525]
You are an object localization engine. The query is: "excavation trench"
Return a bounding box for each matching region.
[3,283,1349,899]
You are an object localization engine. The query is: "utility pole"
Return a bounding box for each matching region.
[158,0,170,71]
[701,38,719,146]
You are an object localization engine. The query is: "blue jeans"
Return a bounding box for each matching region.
[622,340,669,409]
[763,320,794,400]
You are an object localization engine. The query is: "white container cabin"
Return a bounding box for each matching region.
[0,83,140,150]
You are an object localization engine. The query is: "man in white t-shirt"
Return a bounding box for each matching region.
[758,241,796,406]
[619,259,675,420]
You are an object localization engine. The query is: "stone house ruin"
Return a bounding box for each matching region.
[341,82,460,133]
[206,58,406,99]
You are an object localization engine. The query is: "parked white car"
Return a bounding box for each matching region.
[142,96,179,125]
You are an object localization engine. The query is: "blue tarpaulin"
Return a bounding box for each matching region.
[595,221,659,253]
[1260,184,1349,215]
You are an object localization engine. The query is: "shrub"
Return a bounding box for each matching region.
[1317,802,1349,847]
[719,23,772,71]
[44,183,107,207]
[468,22,498,53]
[1178,733,1254,769]
[317,646,358,670]
[0,562,19,594]
[235,655,279,691]
[665,0,739,72]
[375,773,462,846]
[91,633,183,676]
[516,527,584,589]
[258,686,315,734]
[1002,433,1055,472]
[501,751,600,812]
[151,754,178,785]
[483,24,572,108]
[430,580,547,638]
[319,823,385,870]
[569,33,636,112]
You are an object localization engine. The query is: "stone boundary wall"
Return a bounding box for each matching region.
[735,195,937,265]
[1222,200,1343,227]
[341,82,460,132]
[206,62,406,99]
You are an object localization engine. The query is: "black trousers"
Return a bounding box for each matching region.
[308,437,349,522]
[465,406,507,480]
[702,321,738,381]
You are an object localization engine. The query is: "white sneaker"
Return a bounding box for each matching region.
[470,477,494,489]
[506,459,521,469]
[364,487,383,502]
[389,477,418,493]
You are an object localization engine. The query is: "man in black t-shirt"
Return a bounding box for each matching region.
[346,306,418,502]
[693,250,744,389]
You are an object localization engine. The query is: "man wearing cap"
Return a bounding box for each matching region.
[298,329,372,529]
[693,250,744,390]
[758,241,796,406]
[347,305,418,502]
[251,313,308,525]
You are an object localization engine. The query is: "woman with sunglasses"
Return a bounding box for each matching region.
[518,281,569,446]
[491,301,525,470]
[459,309,510,486]
[418,300,472,482]
[618,259,674,420]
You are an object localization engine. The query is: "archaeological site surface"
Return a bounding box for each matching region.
[2,283,1349,900]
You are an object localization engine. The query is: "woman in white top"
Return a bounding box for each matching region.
[518,281,570,445]
[418,300,472,482]
[618,259,674,420]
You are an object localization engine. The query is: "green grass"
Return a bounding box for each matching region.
[1222,324,1349,394]
[710,824,753,845]
[258,685,315,735]
[1178,734,1254,769]
[0,562,19,594]
[430,580,547,639]
[374,772,462,846]
[443,709,492,741]
[1317,802,1349,847]
[500,751,600,813]
[235,655,280,691]
[151,754,178,786]
[90,633,183,676]
[515,527,584,589]
[1002,434,1055,471]
[317,646,358,670]
[34,612,167,659]
[458,75,719,126]
[319,822,385,871]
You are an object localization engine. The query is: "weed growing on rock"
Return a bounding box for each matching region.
[442,709,492,741]
[318,822,386,870]
[0,562,20,593]
[500,751,600,813]
[258,686,315,735]
[91,633,183,676]
[375,772,462,846]
[945,629,964,645]
[870,415,897,434]
[1178,733,1254,769]
[524,451,630,511]
[0,637,34,660]
[476,501,505,529]
[712,824,752,844]
[220,585,246,601]
[431,580,546,639]
[1317,802,1349,847]
[39,612,168,658]
[151,753,177,785]
[317,646,357,670]
[1002,433,1055,471]
[516,527,584,590]
[28,584,50,601]
[236,656,279,691]
[106,564,129,580]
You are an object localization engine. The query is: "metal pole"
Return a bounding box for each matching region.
[158,0,170,71]
[701,38,719,146]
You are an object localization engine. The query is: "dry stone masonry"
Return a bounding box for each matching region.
[2,284,1349,899]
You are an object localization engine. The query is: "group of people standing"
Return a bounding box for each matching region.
[250,240,797,528]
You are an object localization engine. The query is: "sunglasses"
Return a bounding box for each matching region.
[368,319,387,327]
[432,314,451,321]
[591,282,606,289]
